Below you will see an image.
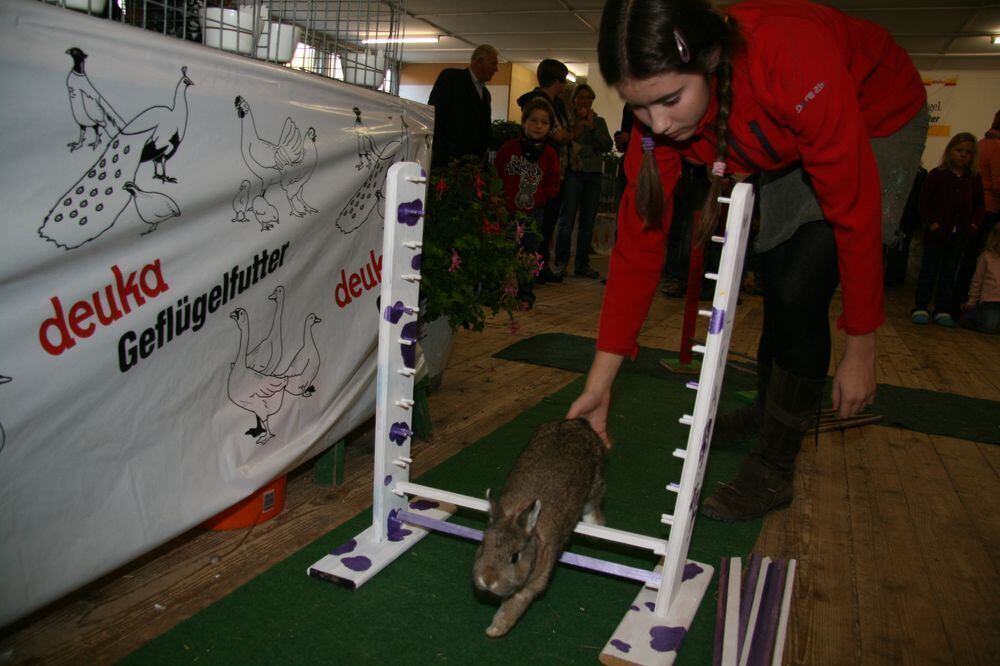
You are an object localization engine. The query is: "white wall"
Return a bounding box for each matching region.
[919,69,1000,168]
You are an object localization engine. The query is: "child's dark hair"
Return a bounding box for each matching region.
[536,59,569,87]
[598,0,741,243]
[521,98,555,128]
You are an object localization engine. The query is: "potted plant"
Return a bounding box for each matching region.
[421,157,538,332]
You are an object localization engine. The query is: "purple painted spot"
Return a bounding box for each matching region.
[342,556,372,572]
[709,307,725,334]
[682,562,704,581]
[384,474,393,486]
[420,168,427,178]
[630,604,640,612]
[644,602,656,611]
[400,321,418,368]
[610,639,632,653]
[330,539,357,556]
[384,300,413,324]
[411,254,422,270]
[649,626,687,653]
[409,499,440,511]
[398,199,423,226]
[389,422,412,445]
[387,509,413,542]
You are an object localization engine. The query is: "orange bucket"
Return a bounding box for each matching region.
[200,475,287,531]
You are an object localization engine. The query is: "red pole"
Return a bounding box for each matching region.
[679,211,704,366]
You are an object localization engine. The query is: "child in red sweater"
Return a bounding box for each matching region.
[494,98,561,305]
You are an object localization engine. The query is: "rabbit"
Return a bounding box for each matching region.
[472,418,606,638]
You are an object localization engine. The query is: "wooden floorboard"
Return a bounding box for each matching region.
[1,254,998,665]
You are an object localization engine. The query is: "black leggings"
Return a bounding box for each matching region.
[756,220,840,380]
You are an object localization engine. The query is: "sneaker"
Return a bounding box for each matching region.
[933,312,956,328]
[911,309,930,325]
[575,267,599,279]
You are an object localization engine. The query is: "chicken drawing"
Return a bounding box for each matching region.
[246,286,285,376]
[65,47,125,151]
[250,194,279,231]
[228,308,288,446]
[281,127,318,217]
[234,96,311,218]
[232,179,251,223]
[123,181,180,234]
[0,375,9,458]
[279,313,322,397]
[123,66,194,183]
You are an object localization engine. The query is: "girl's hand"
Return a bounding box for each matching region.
[566,351,624,449]
[831,332,877,418]
[567,389,612,449]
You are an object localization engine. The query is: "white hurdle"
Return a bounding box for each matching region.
[307,163,755,666]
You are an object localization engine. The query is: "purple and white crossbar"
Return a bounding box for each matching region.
[397,510,661,587]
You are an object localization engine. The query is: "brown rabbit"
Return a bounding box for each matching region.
[472,418,606,637]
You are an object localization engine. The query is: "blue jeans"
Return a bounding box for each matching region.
[554,171,602,271]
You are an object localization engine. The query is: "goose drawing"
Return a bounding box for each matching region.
[280,313,322,397]
[245,285,284,376]
[228,308,288,445]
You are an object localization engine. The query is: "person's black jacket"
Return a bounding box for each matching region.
[428,68,492,169]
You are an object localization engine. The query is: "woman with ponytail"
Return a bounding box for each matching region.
[566,0,927,522]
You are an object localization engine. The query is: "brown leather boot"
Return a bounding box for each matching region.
[701,364,824,522]
[710,362,770,449]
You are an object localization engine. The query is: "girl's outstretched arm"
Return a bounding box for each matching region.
[567,350,624,449]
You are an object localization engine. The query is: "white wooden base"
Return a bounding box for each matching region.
[600,559,714,666]
[307,499,456,589]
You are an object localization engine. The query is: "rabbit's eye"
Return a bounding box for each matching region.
[510,551,520,564]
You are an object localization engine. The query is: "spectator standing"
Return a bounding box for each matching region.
[428,45,499,171]
[516,59,574,283]
[495,99,562,307]
[960,224,1000,333]
[912,132,985,327]
[554,84,613,279]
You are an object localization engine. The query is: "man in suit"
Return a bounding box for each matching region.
[428,44,499,170]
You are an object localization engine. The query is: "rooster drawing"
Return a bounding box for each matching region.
[65,47,125,151]
[235,96,317,219]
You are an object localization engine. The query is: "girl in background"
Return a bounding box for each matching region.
[960,224,1000,333]
[912,132,985,327]
[495,98,561,307]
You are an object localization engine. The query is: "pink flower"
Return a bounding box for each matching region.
[515,222,525,242]
[483,218,501,236]
[474,174,485,199]
[533,253,544,277]
[448,248,461,272]
[435,178,448,196]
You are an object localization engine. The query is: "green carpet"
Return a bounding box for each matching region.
[125,374,761,664]
[495,333,1000,446]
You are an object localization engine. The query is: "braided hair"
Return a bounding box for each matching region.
[598,0,740,243]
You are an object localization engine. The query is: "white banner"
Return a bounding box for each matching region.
[0,0,433,625]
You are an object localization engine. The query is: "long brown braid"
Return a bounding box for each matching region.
[598,0,740,241]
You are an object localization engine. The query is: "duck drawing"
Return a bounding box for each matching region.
[280,313,322,397]
[123,181,180,234]
[228,308,288,445]
[232,179,251,223]
[245,285,284,375]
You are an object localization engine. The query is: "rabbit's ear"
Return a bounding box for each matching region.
[516,500,541,534]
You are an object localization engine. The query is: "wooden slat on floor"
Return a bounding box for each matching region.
[1,254,998,665]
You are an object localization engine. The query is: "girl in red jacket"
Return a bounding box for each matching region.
[495,98,561,306]
[912,133,985,327]
[565,0,927,521]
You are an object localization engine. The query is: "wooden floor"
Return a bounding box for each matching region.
[2,254,999,665]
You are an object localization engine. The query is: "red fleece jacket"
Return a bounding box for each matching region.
[598,0,926,358]
[495,138,561,214]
